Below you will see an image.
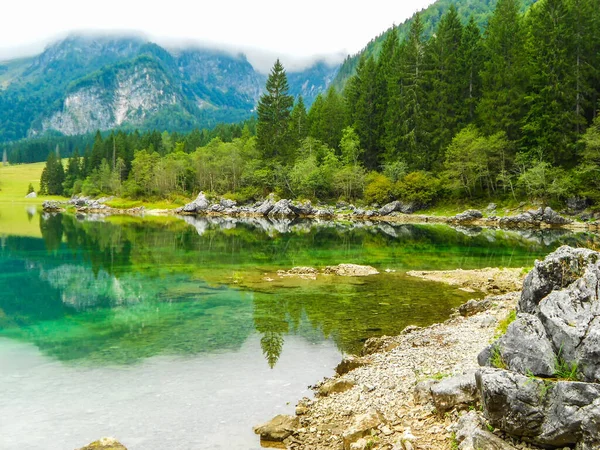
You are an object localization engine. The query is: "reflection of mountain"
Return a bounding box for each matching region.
[1,213,596,367]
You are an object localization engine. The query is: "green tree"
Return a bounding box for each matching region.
[477,0,527,140]
[40,151,65,195]
[289,96,308,147]
[458,16,483,123]
[256,59,294,164]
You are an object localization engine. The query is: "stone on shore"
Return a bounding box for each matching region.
[182,192,210,213]
[430,373,479,413]
[342,409,386,450]
[77,437,127,450]
[454,411,517,450]
[254,414,299,443]
[453,210,483,222]
[25,191,37,198]
[323,264,379,277]
[318,378,356,397]
[336,355,370,376]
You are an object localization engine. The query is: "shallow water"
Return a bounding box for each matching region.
[0,210,595,449]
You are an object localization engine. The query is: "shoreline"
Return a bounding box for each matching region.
[42,200,599,233]
[254,268,537,450]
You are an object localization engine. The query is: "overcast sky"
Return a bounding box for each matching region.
[1,0,435,71]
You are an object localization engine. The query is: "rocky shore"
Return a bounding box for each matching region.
[42,193,600,231]
[254,248,600,450]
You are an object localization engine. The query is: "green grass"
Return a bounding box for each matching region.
[490,345,508,370]
[494,310,517,338]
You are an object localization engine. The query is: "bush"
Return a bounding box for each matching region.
[394,171,442,206]
[364,172,394,204]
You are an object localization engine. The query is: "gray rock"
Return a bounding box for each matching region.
[542,206,572,225]
[268,199,296,217]
[486,203,498,212]
[25,191,37,198]
[379,200,417,216]
[459,299,492,317]
[454,210,483,222]
[42,200,63,211]
[414,379,436,405]
[182,192,209,213]
[538,272,600,383]
[454,411,518,450]
[323,264,379,277]
[220,198,237,208]
[477,368,600,448]
[430,373,479,413]
[253,414,299,443]
[255,199,274,215]
[519,246,597,314]
[567,197,588,214]
[290,201,314,216]
[478,314,557,377]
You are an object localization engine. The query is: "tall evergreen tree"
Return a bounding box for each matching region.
[424,6,464,167]
[458,16,484,123]
[385,13,429,169]
[289,96,308,148]
[522,0,583,164]
[256,59,294,163]
[477,0,527,140]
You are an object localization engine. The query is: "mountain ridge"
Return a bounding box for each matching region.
[0,34,339,142]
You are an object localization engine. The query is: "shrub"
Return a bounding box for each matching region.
[394,171,442,206]
[364,172,394,204]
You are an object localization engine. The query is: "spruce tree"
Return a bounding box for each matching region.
[256,59,294,163]
[458,16,483,123]
[478,0,527,140]
[289,96,308,147]
[522,0,582,164]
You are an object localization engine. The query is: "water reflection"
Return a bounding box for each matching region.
[0,212,597,367]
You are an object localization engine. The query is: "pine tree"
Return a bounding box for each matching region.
[478,0,527,140]
[256,59,294,164]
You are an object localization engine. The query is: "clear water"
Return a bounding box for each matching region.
[0,210,594,449]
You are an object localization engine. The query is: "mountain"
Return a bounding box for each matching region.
[331,0,538,91]
[0,35,339,142]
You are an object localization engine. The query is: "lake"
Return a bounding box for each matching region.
[0,207,595,449]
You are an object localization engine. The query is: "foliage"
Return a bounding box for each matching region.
[364,172,394,204]
[494,310,517,338]
[394,171,442,206]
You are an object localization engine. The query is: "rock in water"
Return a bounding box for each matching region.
[77,437,127,450]
[254,414,299,443]
[323,264,379,277]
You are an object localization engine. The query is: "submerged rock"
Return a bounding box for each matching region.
[323,264,379,277]
[254,414,299,443]
[77,437,127,450]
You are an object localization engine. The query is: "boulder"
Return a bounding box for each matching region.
[542,206,572,225]
[315,208,334,219]
[25,191,37,198]
[379,200,417,216]
[220,198,237,208]
[342,409,386,450]
[478,314,557,377]
[454,411,517,450]
[518,246,597,314]
[430,373,479,413]
[269,199,297,217]
[323,264,379,277]
[182,192,209,213]
[318,378,356,396]
[477,368,600,448]
[255,197,275,215]
[254,414,299,443]
[454,210,483,222]
[291,201,314,216]
[361,336,399,356]
[499,207,571,227]
[42,200,63,211]
[336,355,370,376]
[567,197,588,214]
[77,437,127,450]
[458,299,492,317]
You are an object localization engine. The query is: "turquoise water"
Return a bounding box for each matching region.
[0,211,594,449]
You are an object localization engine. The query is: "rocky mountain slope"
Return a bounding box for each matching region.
[0,35,339,141]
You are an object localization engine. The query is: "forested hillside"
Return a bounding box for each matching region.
[0,35,338,143]
[36,0,600,213]
[332,0,538,90]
